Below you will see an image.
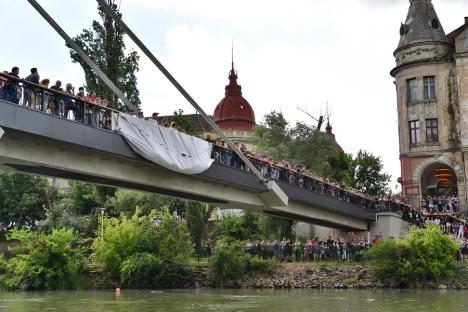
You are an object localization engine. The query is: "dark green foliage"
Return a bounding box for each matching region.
[66,181,103,216]
[39,199,90,234]
[0,170,56,230]
[327,152,352,185]
[349,150,391,196]
[120,253,191,288]
[0,228,87,290]
[212,211,293,242]
[105,189,171,217]
[207,243,277,285]
[367,225,459,286]
[69,0,140,111]
[259,216,294,240]
[212,212,260,241]
[251,111,338,177]
[252,112,392,193]
[92,209,193,287]
[168,109,197,135]
[185,202,210,256]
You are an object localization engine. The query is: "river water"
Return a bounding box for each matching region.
[0,289,466,311]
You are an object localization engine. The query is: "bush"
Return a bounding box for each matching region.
[0,228,87,290]
[92,209,193,287]
[207,243,277,285]
[120,252,160,288]
[245,255,277,274]
[366,225,459,286]
[120,253,193,289]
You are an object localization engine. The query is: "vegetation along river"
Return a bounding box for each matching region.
[0,289,466,311]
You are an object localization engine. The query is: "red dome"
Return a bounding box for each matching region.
[213,66,255,131]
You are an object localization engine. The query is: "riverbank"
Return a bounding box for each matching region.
[188,262,468,290]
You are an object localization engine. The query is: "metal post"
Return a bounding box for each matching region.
[95,0,268,184]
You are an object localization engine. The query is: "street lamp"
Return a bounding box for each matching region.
[100,208,106,240]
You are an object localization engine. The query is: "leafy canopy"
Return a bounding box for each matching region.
[0,228,87,290]
[69,0,140,111]
[0,170,56,230]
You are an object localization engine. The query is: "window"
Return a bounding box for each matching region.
[407,78,418,103]
[426,118,439,143]
[409,120,420,145]
[423,76,436,100]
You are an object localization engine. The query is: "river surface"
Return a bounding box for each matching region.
[0,289,466,311]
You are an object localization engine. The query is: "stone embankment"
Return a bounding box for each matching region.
[221,264,382,289]
[194,263,468,289]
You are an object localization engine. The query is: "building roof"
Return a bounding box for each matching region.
[447,17,468,44]
[212,63,255,131]
[396,0,450,53]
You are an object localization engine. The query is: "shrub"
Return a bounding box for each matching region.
[120,253,193,289]
[120,252,160,288]
[92,209,193,286]
[367,225,459,286]
[207,243,277,285]
[0,228,87,290]
[245,255,277,274]
[207,244,246,285]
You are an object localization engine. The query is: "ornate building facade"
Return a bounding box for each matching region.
[391,0,468,213]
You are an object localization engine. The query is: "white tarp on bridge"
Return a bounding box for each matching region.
[112,113,213,174]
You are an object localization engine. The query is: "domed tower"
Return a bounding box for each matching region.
[391,0,468,212]
[212,60,256,143]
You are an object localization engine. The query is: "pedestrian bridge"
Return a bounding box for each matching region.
[0,92,390,231]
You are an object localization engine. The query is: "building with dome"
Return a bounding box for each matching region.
[391,0,468,213]
[212,61,256,144]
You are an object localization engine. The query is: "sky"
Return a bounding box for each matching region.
[1,0,467,191]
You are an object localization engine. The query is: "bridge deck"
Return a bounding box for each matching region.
[0,99,375,229]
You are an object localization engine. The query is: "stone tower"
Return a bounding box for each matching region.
[391,0,468,213]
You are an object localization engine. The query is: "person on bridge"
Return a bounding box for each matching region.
[4,67,20,104]
[23,68,40,108]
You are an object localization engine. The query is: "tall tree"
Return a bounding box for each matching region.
[349,150,391,196]
[69,0,140,111]
[0,171,56,230]
[251,111,339,176]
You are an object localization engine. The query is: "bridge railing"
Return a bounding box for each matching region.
[0,72,116,130]
[0,72,412,214]
[211,145,412,213]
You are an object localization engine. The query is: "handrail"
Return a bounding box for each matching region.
[0,72,414,214]
[210,145,413,212]
[0,72,118,113]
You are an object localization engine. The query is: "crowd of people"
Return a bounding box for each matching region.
[1,67,112,129]
[210,143,409,213]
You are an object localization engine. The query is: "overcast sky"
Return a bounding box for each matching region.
[1,0,467,191]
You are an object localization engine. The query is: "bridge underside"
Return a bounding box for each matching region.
[0,100,371,230]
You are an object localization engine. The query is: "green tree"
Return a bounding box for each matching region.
[349,150,391,196]
[1,228,87,290]
[39,199,91,235]
[92,209,192,280]
[185,202,212,256]
[251,111,340,177]
[0,171,56,230]
[168,109,197,135]
[367,225,459,286]
[251,111,291,160]
[69,0,140,111]
[327,151,352,185]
